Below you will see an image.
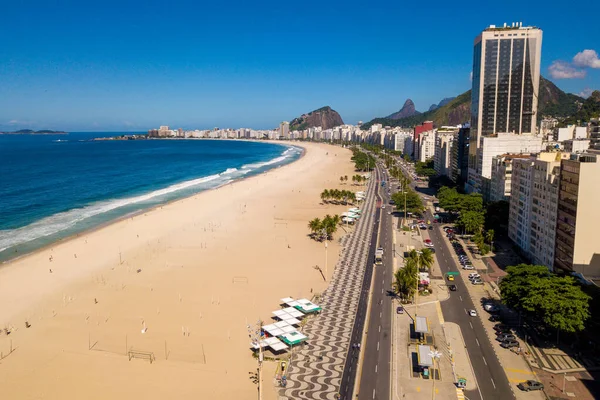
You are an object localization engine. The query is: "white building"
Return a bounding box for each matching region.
[417,131,436,162]
[468,132,543,199]
[508,152,569,269]
[564,139,591,154]
[279,121,290,139]
[434,131,456,177]
[489,154,531,202]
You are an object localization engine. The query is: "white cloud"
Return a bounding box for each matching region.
[8,119,19,124]
[573,50,600,69]
[548,60,586,79]
[578,88,594,98]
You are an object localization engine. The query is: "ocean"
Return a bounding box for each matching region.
[0,133,302,262]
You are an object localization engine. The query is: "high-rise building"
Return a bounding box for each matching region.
[554,153,600,275]
[279,121,290,139]
[489,154,530,202]
[508,152,567,268]
[450,126,470,186]
[434,129,456,177]
[589,118,600,150]
[468,23,543,193]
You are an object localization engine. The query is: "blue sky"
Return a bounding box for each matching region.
[1,0,599,131]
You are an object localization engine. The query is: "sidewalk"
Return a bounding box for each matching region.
[391,219,461,400]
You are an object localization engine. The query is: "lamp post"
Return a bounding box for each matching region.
[248,320,264,400]
[321,228,329,281]
[429,350,441,400]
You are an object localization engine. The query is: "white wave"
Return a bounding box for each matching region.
[0,173,221,253]
[220,168,238,175]
[241,145,301,170]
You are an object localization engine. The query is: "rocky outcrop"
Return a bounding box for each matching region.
[289,106,344,131]
[387,99,420,120]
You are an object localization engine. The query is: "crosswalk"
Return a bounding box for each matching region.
[456,388,465,399]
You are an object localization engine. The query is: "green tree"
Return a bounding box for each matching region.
[457,210,485,234]
[499,264,591,333]
[393,257,418,301]
[320,189,329,204]
[308,218,322,239]
[458,193,484,213]
[417,248,434,272]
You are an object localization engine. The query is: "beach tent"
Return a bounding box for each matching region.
[251,336,288,352]
[285,298,322,314]
[342,217,355,224]
[279,331,308,346]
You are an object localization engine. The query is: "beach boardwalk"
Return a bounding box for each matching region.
[280,175,377,399]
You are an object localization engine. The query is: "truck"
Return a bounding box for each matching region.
[375,248,384,264]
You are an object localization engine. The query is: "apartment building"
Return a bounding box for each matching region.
[450,126,470,186]
[489,154,530,202]
[554,153,600,275]
[434,130,456,176]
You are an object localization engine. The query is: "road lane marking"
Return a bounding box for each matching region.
[476,338,480,347]
[380,312,382,318]
[459,296,463,301]
[469,322,473,329]
[377,341,380,351]
[379,325,381,333]
[375,364,378,373]
[373,389,376,399]
[491,378,496,388]
[482,356,487,365]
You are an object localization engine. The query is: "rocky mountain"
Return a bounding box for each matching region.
[362,77,592,130]
[289,106,344,131]
[386,99,420,120]
[428,97,455,112]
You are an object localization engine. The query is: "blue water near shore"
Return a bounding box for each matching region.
[0,133,302,262]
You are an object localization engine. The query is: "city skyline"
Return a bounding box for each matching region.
[1,0,599,131]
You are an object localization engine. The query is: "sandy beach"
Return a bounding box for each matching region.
[0,141,358,399]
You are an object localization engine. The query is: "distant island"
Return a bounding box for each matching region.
[0,129,68,135]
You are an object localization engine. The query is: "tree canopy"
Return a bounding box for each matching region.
[391,189,424,215]
[499,264,591,333]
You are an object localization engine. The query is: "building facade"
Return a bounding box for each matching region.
[434,131,456,177]
[468,23,543,194]
[554,153,600,275]
[450,127,470,186]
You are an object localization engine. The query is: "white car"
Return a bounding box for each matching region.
[381,205,385,209]
[469,309,477,317]
[463,265,475,270]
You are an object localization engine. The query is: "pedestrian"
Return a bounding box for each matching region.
[49,269,53,273]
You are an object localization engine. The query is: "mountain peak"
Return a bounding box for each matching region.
[387,99,420,120]
[289,106,344,131]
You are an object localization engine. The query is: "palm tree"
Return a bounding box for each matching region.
[344,175,348,184]
[308,218,322,239]
[340,176,344,185]
[418,248,434,272]
[486,229,495,251]
[320,189,330,204]
[393,258,418,301]
[352,175,357,185]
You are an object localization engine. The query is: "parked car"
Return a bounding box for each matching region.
[449,285,457,291]
[396,306,404,314]
[472,280,484,285]
[497,334,516,342]
[463,265,475,270]
[469,309,477,317]
[500,340,519,348]
[517,380,544,391]
[494,324,512,333]
[489,315,501,322]
[484,304,499,312]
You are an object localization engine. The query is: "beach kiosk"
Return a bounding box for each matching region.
[417,344,434,378]
[414,316,429,343]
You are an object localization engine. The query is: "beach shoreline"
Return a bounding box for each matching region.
[0,140,303,265]
[0,141,357,400]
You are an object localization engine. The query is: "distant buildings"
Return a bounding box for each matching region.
[413,121,435,162]
[279,121,290,139]
[434,128,457,176]
[589,118,600,150]
[489,154,530,202]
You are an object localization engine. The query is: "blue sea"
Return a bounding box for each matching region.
[0,133,302,262]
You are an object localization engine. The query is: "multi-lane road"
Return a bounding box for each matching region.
[356,165,395,400]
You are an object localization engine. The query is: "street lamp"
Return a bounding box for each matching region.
[248,320,264,400]
[429,350,441,400]
[321,228,328,281]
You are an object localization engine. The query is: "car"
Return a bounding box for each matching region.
[447,275,455,281]
[500,340,519,348]
[428,226,433,230]
[517,380,544,392]
[381,205,386,209]
[463,265,475,270]
[489,315,501,322]
[424,239,432,243]
[469,309,477,317]
[496,334,516,342]
[494,324,511,332]
[396,306,404,314]
[468,273,479,278]
[484,304,499,312]
[449,285,457,291]
[472,280,484,285]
